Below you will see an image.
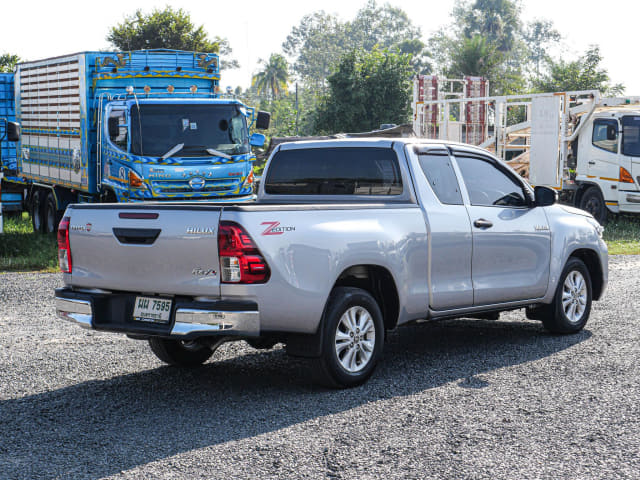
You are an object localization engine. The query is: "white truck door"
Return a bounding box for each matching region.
[410,147,474,310]
[453,153,551,306]
[586,118,621,182]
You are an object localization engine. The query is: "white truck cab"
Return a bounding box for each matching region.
[412,76,640,224]
[574,107,640,221]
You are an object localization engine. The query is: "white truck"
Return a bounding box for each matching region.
[413,76,640,224]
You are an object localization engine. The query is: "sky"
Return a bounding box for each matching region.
[1,0,638,95]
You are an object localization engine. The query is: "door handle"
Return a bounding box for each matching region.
[588,161,596,165]
[473,218,493,229]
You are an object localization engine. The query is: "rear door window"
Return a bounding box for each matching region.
[417,151,463,205]
[264,147,403,195]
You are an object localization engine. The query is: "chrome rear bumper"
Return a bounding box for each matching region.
[55,289,260,338]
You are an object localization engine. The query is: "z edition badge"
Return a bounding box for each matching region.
[261,221,296,235]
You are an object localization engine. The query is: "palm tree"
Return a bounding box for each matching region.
[252,54,289,99]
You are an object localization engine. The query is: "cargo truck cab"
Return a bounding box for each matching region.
[575,109,640,222]
[101,98,264,202]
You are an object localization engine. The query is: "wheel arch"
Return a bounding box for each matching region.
[574,181,600,208]
[569,248,605,301]
[332,264,400,331]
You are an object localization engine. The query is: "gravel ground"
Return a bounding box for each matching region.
[0,256,638,480]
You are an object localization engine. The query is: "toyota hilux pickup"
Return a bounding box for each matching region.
[55,139,608,387]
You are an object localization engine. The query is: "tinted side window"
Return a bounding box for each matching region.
[622,116,640,157]
[265,147,403,195]
[455,155,528,207]
[418,152,463,205]
[592,119,618,153]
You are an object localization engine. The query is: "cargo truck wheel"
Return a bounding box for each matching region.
[148,338,214,367]
[541,258,592,334]
[313,287,384,388]
[44,192,60,234]
[579,186,608,224]
[31,191,44,233]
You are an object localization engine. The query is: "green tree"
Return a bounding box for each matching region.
[454,0,521,53]
[432,0,558,94]
[314,48,413,134]
[251,54,289,99]
[283,2,429,89]
[0,54,20,73]
[523,19,561,76]
[534,46,624,95]
[107,6,238,69]
[282,11,348,90]
[449,35,503,79]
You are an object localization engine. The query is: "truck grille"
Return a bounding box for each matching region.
[151,178,241,195]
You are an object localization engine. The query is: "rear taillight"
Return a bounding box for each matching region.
[218,221,270,284]
[57,216,72,273]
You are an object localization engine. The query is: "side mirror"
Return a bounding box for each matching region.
[534,186,557,207]
[249,133,266,148]
[7,121,20,142]
[108,116,120,139]
[606,124,617,141]
[255,111,271,130]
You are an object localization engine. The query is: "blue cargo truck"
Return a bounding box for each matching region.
[0,73,23,223]
[0,49,269,233]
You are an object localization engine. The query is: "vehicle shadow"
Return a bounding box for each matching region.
[0,318,591,479]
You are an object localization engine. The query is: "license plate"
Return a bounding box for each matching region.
[133,296,172,324]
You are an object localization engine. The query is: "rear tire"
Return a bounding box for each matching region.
[541,258,592,334]
[31,191,44,233]
[148,338,214,366]
[579,186,608,224]
[44,192,60,234]
[312,287,384,388]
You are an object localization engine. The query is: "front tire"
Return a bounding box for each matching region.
[148,338,214,366]
[313,287,384,388]
[542,258,592,334]
[579,186,608,224]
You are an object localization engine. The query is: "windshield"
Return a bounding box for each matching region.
[622,116,640,157]
[129,104,249,157]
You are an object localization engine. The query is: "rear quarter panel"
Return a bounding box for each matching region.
[220,205,429,334]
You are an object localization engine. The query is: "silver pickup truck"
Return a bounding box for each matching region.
[55,139,608,387]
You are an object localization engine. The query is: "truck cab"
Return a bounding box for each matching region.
[102,98,260,202]
[575,107,640,222]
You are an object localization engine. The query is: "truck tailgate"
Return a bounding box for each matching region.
[66,205,222,296]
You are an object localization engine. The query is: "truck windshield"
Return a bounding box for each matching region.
[129,104,249,157]
[622,116,640,157]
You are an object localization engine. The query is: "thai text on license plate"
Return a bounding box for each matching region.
[133,296,172,323]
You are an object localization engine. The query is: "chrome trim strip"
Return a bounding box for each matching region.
[56,298,93,329]
[626,194,640,204]
[171,308,259,336]
[429,297,545,319]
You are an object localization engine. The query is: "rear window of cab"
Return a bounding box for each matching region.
[264,147,403,195]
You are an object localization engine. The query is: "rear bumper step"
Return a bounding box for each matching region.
[55,288,260,339]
